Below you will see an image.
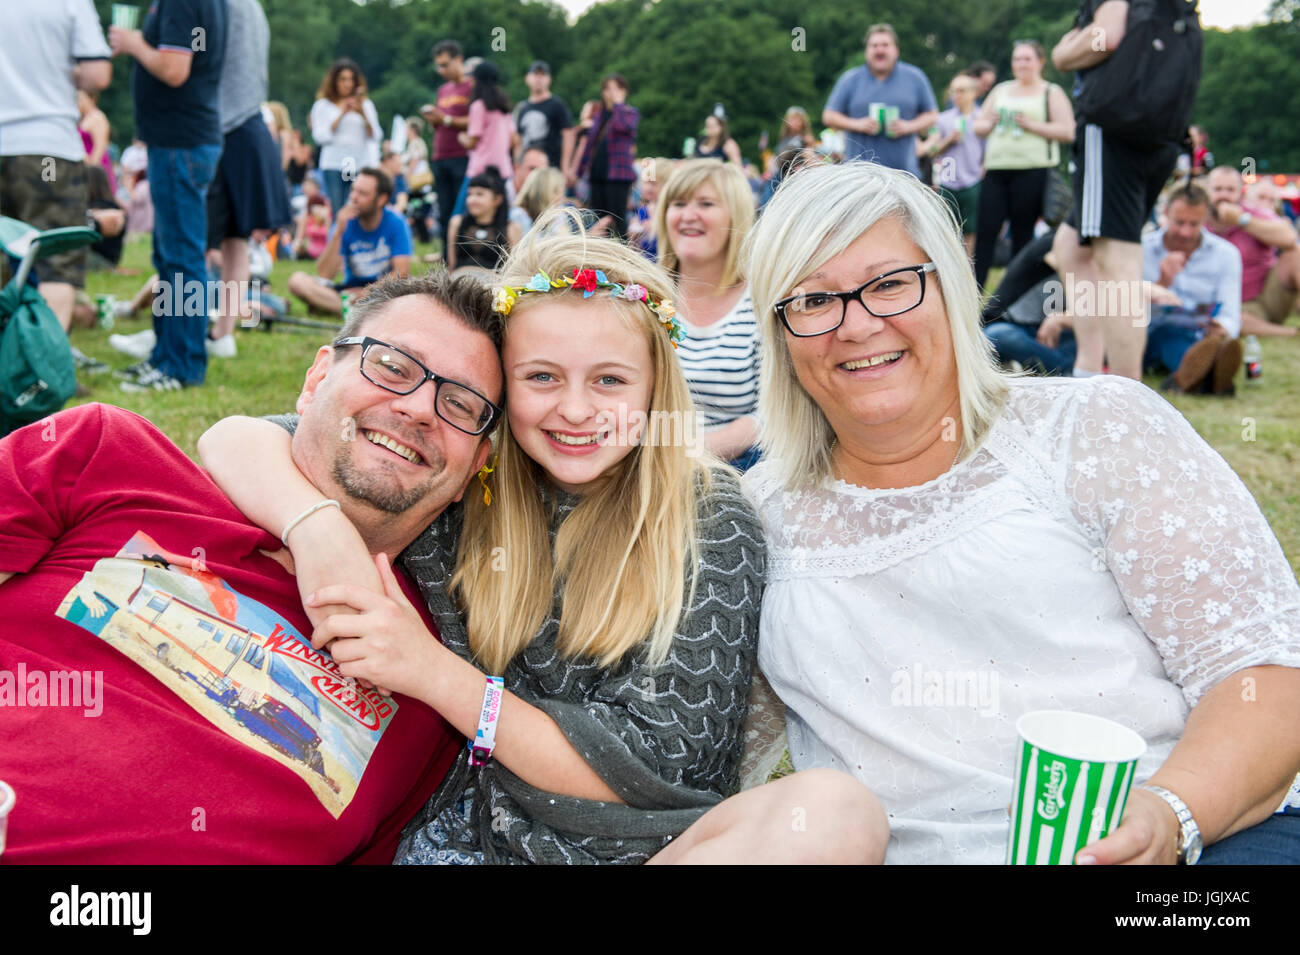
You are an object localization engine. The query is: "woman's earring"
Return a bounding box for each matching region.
[478,457,496,506]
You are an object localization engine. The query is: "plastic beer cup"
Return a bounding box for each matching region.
[111,3,140,29]
[1007,710,1146,865]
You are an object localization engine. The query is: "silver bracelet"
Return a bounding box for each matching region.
[280,499,341,546]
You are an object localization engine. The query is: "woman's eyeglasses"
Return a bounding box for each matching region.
[774,263,937,337]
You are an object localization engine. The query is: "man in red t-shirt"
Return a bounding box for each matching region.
[0,272,503,863]
[420,39,474,265]
[1206,166,1300,341]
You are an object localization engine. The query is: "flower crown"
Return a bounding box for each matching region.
[492,269,686,347]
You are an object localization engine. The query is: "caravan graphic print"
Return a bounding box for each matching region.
[54,531,397,817]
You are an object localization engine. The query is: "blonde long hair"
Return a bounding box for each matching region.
[515,166,565,223]
[452,210,714,673]
[744,162,1009,488]
[655,159,754,286]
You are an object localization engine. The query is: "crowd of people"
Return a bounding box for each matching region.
[2,1,1299,869]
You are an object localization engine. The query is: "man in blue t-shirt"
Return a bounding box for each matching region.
[288,167,413,316]
[822,24,938,177]
[110,0,226,392]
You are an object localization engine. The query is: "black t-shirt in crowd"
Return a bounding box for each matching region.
[131,0,226,148]
[513,95,574,168]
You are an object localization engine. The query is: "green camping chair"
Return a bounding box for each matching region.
[0,216,101,436]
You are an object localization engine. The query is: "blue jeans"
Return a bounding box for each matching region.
[1198,807,1300,864]
[1143,323,1203,375]
[984,321,1077,376]
[321,168,351,220]
[450,173,470,219]
[148,143,222,384]
[729,445,762,473]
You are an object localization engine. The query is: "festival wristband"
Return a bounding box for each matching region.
[468,675,506,766]
[280,499,341,546]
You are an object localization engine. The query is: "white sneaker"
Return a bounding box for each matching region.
[206,334,237,358]
[108,328,156,360]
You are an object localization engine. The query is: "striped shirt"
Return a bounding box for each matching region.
[676,291,759,431]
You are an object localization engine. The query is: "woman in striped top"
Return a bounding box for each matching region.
[656,160,761,469]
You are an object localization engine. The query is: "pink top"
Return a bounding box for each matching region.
[80,128,117,194]
[466,100,514,180]
[1207,202,1279,302]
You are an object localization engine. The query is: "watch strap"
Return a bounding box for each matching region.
[1141,784,1201,864]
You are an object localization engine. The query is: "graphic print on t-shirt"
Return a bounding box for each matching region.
[54,531,398,818]
[517,108,551,152]
[346,235,392,283]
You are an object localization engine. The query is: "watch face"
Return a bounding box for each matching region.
[1184,831,1203,865]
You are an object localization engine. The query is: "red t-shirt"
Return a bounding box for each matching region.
[1207,201,1279,302]
[0,404,460,864]
[433,79,473,160]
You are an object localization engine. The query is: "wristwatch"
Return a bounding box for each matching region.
[1141,785,1203,864]
[1238,212,1253,228]
[443,113,453,127]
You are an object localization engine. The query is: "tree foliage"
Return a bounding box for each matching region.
[85,0,1298,170]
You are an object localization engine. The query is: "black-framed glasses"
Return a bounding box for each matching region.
[774,262,937,337]
[333,336,502,436]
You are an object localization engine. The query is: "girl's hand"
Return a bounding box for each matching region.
[307,554,440,702]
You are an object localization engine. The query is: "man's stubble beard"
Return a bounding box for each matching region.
[330,440,448,515]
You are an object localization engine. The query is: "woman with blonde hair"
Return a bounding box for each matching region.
[743,161,1300,865]
[656,159,761,468]
[628,156,674,259]
[199,213,886,863]
[262,101,294,171]
[510,165,567,234]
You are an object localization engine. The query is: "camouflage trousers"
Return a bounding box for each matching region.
[0,154,89,287]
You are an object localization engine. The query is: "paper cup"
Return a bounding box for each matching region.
[0,781,14,858]
[95,294,116,330]
[111,3,140,29]
[1007,710,1145,865]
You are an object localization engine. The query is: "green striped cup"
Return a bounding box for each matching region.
[111,4,140,29]
[1007,711,1146,865]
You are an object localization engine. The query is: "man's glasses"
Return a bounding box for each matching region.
[774,263,937,337]
[333,336,501,436]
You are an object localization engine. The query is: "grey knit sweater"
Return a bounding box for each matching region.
[395,467,766,864]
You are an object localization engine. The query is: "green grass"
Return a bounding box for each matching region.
[71,236,442,454]
[74,239,1300,576]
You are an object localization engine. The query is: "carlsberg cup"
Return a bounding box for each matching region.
[1007,710,1146,865]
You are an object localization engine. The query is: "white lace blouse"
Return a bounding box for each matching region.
[743,375,1300,865]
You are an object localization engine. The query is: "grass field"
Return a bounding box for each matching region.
[71,235,1300,576]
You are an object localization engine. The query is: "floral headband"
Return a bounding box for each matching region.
[492,269,686,348]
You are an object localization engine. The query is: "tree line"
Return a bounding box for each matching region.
[89,0,1300,173]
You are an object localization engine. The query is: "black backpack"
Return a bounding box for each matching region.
[1074,0,1203,145]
